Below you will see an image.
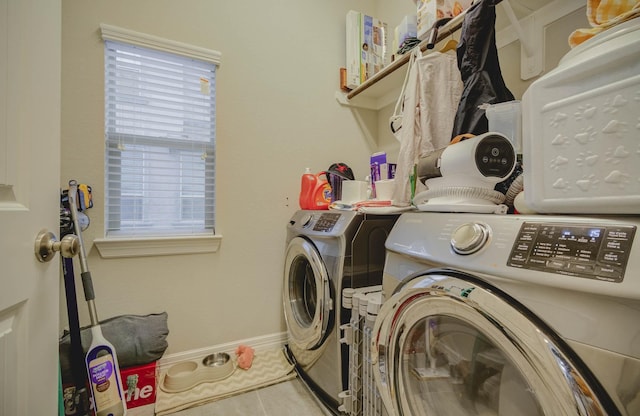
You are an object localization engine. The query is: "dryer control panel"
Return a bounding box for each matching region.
[311,213,342,232]
[287,210,358,238]
[507,222,636,283]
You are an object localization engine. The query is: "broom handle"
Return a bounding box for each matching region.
[68,180,99,327]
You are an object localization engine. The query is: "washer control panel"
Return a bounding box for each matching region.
[507,222,636,282]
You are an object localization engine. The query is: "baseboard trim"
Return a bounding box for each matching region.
[157,332,288,372]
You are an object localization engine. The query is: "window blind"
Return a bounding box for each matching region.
[104,40,216,237]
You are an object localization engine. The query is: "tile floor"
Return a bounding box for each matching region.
[165,378,333,416]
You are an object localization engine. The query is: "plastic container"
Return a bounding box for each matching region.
[485,100,521,155]
[522,18,640,214]
[326,173,344,203]
[85,326,127,416]
[397,14,417,45]
[374,179,395,201]
[313,179,332,210]
[341,180,369,204]
[299,168,331,210]
[299,168,316,210]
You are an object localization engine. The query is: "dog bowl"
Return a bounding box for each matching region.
[203,352,230,367]
[161,352,236,393]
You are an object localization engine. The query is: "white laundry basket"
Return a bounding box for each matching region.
[362,292,384,416]
[340,287,383,416]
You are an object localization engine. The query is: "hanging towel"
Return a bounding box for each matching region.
[451,0,515,138]
[392,49,463,206]
[569,0,640,47]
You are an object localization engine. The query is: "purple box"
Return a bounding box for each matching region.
[370,152,387,182]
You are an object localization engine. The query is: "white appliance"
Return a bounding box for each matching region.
[414,133,517,213]
[522,17,640,214]
[283,210,397,414]
[372,212,640,416]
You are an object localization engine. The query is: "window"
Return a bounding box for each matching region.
[102,29,219,238]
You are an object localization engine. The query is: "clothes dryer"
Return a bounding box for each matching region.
[372,212,640,416]
[283,210,398,414]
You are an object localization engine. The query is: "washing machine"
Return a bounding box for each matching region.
[283,210,398,414]
[371,212,640,416]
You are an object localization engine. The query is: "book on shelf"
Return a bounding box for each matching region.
[346,10,388,89]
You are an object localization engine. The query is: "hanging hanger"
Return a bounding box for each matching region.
[438,37,458,53]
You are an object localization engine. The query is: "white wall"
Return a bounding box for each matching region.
[61,0,378,355]
[60,1,587,356]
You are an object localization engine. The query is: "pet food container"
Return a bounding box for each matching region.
[522,17,640,214]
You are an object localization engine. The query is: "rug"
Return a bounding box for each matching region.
[154,348,296,415]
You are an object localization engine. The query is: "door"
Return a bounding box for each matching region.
[283,237,332,355]
[372,269,619,416]
[0,0,61,414]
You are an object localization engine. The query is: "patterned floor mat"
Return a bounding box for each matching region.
[155,348,296,415]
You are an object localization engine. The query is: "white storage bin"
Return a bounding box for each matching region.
[485,100,522,155]
[397,14,417,44]
[522,18,640,214]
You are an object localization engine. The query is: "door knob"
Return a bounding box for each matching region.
[34,229,80,262]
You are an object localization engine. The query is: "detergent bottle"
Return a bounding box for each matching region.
[299,168,331,210]
[312,174,332,210]
[299,168,316,210]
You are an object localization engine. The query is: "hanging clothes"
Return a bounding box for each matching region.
[392,48,463,206]
[451,0,514,138]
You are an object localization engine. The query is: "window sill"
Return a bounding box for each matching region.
[93,234,222,259]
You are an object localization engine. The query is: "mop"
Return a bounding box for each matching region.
[67,180,128,416]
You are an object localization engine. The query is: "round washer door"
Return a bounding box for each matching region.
[283,237,332,351]
[372,269,618,416]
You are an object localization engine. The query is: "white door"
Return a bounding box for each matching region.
[0,0,61,414]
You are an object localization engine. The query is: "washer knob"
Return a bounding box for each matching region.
[300,214,313,228]
[451,222,490,255]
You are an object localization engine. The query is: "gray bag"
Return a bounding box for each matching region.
[60,312,169,380]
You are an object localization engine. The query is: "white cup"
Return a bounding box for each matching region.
[341,180,369,204]
[374,179,395,201]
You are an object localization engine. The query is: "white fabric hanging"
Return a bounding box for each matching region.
[392,49,463,206]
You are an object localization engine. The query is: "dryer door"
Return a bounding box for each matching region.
[372,269,619,416]
[283,237,333,351]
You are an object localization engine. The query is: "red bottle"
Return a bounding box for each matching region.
[299,168,316,210]
[299,168,331,210]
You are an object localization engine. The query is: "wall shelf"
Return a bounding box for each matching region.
[335,0,583,110]
[336,8,468,110]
